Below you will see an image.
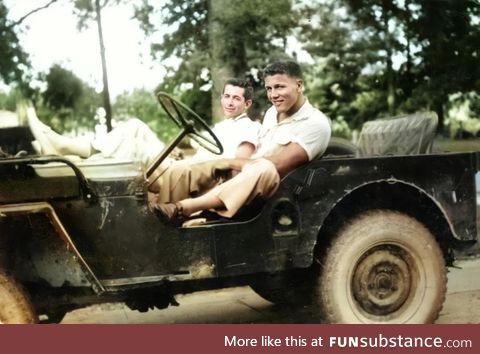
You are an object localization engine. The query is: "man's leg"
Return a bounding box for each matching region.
[27,107,93,157]
[170,158,280,218]
[150,159,231,203]
[91,118,164,164]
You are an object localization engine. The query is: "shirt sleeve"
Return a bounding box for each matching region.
[235,118,261,147]
[291,116,331,160]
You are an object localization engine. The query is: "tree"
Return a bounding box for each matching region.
[408,0,480,133]
[43,65,84,110]
[73,0,125,131]
[0,88,23,111]
[1,0,63,98]
[136,0,298,122]
[0,0,32,95]
[113,88,178,143]
[300,0,402,133]
[302,0,480,134]
[40,64,101,132]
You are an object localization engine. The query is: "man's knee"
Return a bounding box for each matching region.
[169,160,191,174]
[248,158,278,178]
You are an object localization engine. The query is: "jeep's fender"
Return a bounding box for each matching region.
[310,179,462,262]
[0,202,104,293]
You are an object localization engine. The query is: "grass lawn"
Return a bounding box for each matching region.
[433,138,480,153]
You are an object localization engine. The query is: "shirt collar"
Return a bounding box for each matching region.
[276,98,312,125]
[224,112,248,122]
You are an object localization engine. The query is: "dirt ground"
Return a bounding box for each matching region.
[61,258,480,324]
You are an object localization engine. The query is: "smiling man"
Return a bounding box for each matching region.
[193,78,260,160]
[151,60,331,222]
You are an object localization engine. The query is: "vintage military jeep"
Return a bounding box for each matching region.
[0,93,478,324]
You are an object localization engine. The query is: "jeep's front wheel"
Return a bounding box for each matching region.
[318,210,446,323]
[0,272,37,324]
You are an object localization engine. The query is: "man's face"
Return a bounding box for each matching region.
[264,74,303,114]
[221,84,251,118]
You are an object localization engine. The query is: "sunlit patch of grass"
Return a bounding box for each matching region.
[433,138,480,153]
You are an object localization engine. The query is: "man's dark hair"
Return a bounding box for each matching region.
[223,78,254,101]
[262,60,303,80]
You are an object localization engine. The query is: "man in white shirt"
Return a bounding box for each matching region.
[150,60,331,221]
[148,78,260,202]
[192,78,260,160]
[26,79,259,167]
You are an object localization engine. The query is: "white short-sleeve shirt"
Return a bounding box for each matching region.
[252,99,331,161]
[193,113,261,160]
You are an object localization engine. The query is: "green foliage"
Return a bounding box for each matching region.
[3,0,479,140]
[43,65,84,110]
[178,88,211,124]
[0,88,23,111]
[136,0,299,120]
[446,92,480,138]
[113,88,178,143]
[302,0,480,134]
[73,0,124,29]
[39,64,101,133]
[0,0,33,95]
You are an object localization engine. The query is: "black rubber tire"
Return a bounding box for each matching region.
[318,210,446,323]
[323,137,357,157]
[0,272,37,324]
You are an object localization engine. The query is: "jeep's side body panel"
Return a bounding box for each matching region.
[210,151,479,276]
[0,152,478,292]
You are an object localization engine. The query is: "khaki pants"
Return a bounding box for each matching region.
[148,158,280,217]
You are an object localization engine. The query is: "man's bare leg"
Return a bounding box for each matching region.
[27,107,59,155]
[27,107,93,158]
[179,194,225,216]
[150,194,225,221]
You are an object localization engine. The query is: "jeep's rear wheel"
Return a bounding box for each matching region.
[318,210,446,323]
[0,272,37,324]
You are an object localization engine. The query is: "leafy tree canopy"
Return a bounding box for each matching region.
[40,64,101,132]
[0,0,32,95]
[113,88,178,143]
[135,0,299,121]
[301,0,480,134]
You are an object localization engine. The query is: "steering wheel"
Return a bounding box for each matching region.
[156,92,223,155]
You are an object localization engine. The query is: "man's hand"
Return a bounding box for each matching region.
[212,157,253,180]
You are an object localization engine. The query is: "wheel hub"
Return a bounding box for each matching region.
[352,245,412,316]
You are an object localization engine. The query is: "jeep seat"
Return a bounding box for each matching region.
[356,111,438,157]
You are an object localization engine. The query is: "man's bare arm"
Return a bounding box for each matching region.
[225,142,308,176]
[264,143,309,178]
[235,142,256,159]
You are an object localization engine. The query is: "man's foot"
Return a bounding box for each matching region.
[26,107,59,155]
[151,201,184,224]
[31,140,42,154]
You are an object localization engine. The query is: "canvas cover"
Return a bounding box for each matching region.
[356,111,438,157]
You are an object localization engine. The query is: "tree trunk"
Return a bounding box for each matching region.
[95,0,113,132]
[208,0,233,123]
[434,98,445,135]
[404,0,413,99]
[382,4,396,116]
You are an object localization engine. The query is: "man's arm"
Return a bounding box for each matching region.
[264,143,309,178]
[235,142,256,159]
[225,142,308,177]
